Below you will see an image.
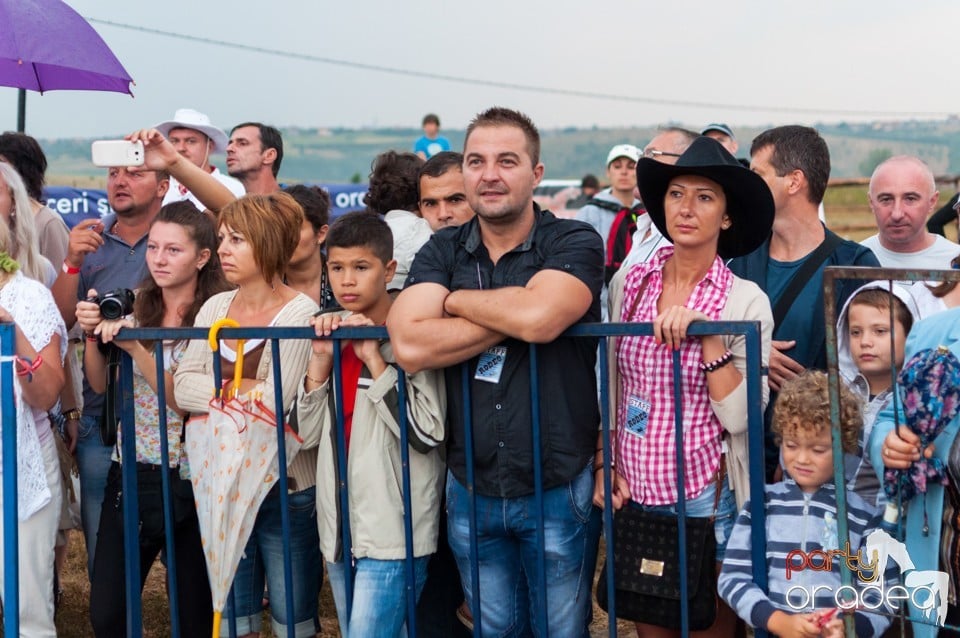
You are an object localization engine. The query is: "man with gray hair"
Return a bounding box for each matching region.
[861,155,957,268]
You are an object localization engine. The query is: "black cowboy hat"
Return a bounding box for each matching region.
[636,136,774,259]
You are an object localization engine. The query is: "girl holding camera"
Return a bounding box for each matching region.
[76,201,231,638]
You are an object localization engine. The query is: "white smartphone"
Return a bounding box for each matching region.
[91,140,144,167]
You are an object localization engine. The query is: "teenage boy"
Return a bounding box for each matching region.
[837,284,918,507]
[296,211,446,638]
[576,143,642,285]
[718,371,891,637]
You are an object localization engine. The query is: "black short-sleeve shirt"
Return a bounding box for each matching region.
[405,207,604,498]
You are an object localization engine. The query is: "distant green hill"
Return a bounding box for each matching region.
[42,118,960,184]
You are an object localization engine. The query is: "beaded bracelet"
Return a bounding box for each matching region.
[700,350,733,373]
[14,354,43,382]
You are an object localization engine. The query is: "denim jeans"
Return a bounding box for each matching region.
[222,486,321,638]
[446,463,600,638]
[327,556,430,638]
[89,462,212,638]
[76,413,114,578]
[635,477,737,561]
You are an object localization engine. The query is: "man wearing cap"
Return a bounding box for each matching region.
[701,123,739,156]
[576,144,642,286]
[155,108,245,208]
[861,155,957,269]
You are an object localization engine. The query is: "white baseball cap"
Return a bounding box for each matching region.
[606,144,641,166]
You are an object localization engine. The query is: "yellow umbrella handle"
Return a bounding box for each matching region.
[207,318,245,399]
[212,610,221,638]
[232,337,245,399]
[207,318,239,351]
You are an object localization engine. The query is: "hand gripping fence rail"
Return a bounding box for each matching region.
[0,320,767,638]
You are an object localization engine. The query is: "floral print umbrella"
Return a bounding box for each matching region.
[883,346,960,511]
[185,319,303,637]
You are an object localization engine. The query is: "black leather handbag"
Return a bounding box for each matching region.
[596,506,717,630]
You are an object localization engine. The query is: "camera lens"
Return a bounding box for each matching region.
[100,298,123,320]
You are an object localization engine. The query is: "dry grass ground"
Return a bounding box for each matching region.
[54,532,634,637]
[54,533,341,638]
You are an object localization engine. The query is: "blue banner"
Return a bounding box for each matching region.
[42,184,369,228]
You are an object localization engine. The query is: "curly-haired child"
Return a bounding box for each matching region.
[719,370,892,637]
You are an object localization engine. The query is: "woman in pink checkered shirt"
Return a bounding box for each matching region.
[595,136,775,637]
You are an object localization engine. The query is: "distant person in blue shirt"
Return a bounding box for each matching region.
[414,113,451,160]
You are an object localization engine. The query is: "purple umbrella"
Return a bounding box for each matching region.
[0,0,133,131]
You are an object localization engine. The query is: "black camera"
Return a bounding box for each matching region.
[93,289,135,320]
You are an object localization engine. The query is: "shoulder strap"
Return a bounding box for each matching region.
[586,197,624,213]
[771,232,842,327]
[623,276,650,322]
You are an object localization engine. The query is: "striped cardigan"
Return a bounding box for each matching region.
[718,479,892,636]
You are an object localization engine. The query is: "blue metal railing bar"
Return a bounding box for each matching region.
[527,343,549,635]
[597,338,617,635]
[269,337,298,638]
[671,347,691,636]
[119,352,143,638]
[154,340,181,638]
[460,362,483,638]
[396,370,419,636]
[0,320,765,637]
[331,342,354,619]
[1,322,19,638]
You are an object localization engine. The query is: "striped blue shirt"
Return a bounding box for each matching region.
[719,479,893,636]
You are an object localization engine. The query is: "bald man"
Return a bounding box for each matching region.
[861,155,958,268]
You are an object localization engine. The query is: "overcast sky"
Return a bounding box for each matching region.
[5,0,958,139]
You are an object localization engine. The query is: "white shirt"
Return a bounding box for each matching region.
[619,212,671,273]
[162,166,245,210]
[860,233,958,270]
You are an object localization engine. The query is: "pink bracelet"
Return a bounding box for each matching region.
[700,350,733,373]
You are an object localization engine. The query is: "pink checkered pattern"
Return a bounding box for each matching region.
[615,246,733,505]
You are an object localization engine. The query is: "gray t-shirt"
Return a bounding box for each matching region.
[860,233,959,269]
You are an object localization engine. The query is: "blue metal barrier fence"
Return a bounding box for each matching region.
[1,320,766,638]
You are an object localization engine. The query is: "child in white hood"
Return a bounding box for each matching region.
[836,283,920,508]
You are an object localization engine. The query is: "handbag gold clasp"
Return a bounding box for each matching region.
[640,558,664,577]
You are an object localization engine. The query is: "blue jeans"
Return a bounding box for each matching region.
[634,477,737,561]
[327,556,430,638]
[76,413,114,579]
[446,464,599,638]
[223,486,321,638]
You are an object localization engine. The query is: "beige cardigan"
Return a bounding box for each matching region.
[173,289,320,491]
[606,265,772,509]
[297,315,446,562]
